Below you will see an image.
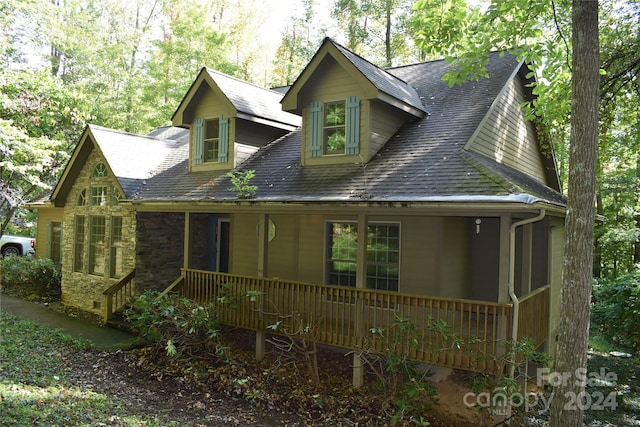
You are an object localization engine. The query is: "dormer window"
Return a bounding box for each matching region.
[193,116,229,165]
[309,96,360,157]
[204,118,220,162]
[324,101,346,155]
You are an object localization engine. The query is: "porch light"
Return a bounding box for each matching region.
[475,218,482,234]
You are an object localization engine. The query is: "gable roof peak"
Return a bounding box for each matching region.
[282,37,425,116]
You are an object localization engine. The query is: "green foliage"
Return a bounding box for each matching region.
[361,316,441,424]
[0,256,61,300]
[0,312,89,386]
[125,290,226,360]
[592,270,640,350]
[227,170,258,199]
[0,311,187,426]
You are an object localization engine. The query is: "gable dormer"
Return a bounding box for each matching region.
[172,68,301,172]
[281,38,426,166]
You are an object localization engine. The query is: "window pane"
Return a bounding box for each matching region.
[110,217,123,278]
[327,222,400,291]
[74,216,85,272]
[205,119,219,139]
[50,221,62,265]
[91,186,108,206]
[77,189,86,206]
[324,102,345,126]
[325,128,346,154]
[366,224,400,292]
[93,163,108,177]
[112,186,121,205]
[204,119,219,162]
[89,216,106,276]
[327,222,357,287]
[323,101,346,155]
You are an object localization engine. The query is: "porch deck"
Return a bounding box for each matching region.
[155,269,550,375]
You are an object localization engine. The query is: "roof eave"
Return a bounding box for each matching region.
[128,195,566,216]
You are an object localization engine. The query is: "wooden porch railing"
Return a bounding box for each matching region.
[517,285,551,345]
[102,269,136,324]
[163,269,553,375]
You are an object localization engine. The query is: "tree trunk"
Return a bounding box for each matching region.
[550,2,599,426]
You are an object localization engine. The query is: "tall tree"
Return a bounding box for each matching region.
[0,68,85,235]
[331,0,418,67]
[142,0,238,128]
[550,1,599,424]
[593,1,640,277]
[270,0,321,87]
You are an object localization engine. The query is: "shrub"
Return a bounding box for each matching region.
[0,256,61,300]
[591,270,640,350]
[125,290,227,360]
[358,316,441,425]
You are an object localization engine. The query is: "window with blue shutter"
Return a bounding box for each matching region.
[309,101,323,157]
[309,98,360,158]
[218,115,229,162]
[345,96,360,155]
[193,118,204,165]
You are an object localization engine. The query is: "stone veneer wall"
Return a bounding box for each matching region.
[61,150,136,316]
[135,212,185,292]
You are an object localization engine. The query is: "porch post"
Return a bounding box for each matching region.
[352,213,368,388]
[498,215,511,304]
[255,213,269,362]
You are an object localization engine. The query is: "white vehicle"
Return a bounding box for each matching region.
[0,234,36,257]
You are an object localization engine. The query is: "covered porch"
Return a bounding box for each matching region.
[113,205,561,385]
[105,268,550,383]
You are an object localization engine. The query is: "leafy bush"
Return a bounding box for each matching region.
[0,256,61,300]
[592,270,640,350]
[125,290,227,360]
[359,316,441,425]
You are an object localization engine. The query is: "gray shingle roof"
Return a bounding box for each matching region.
[89,125,187,199]
[136,52,565,207]
[204,68,301,128]
[331,40,426,113]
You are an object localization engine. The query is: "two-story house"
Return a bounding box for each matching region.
[31,38,566,384]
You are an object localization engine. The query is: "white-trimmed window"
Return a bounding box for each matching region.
[309,96,360,157]
[89,215,106,276]
[109,216,123,278]
[326,221,400,291]
[73,216,86,272]
[91,186,108,206]
[193,116,229,164]
[47,221,62,265]
[323,101,346,154]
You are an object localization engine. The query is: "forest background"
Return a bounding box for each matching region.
[0,0,639,281]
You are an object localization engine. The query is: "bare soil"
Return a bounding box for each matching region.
[58,324,488,426]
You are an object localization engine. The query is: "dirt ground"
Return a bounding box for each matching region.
[57,325,493,426]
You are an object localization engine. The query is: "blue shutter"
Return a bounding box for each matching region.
[219,115,229,163]
[345,96,360,155]
[309,101,323,157]
[193,118,204,165]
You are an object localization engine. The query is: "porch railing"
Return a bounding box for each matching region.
[164,269,552,374]
[102,269,136,324]
[517,285,551,345]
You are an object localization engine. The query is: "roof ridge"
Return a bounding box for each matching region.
[88,124,180,143]
[327,37,414,88]
[204,67,286,96]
